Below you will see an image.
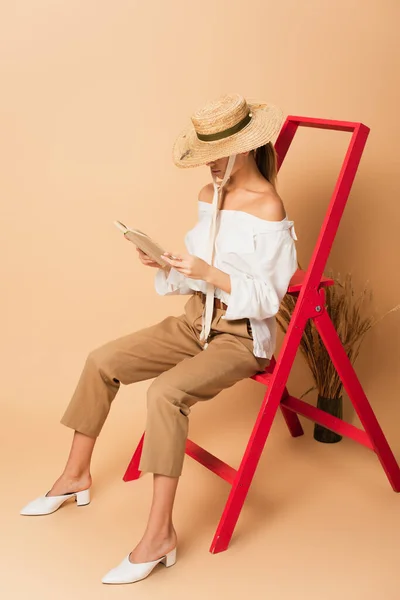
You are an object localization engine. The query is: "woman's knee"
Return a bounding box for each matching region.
[86,344,120,385]
[147,379,191,417]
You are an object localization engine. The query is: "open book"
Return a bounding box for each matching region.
[113,220,178,269]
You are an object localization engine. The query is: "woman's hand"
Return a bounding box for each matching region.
[161,251,211,281]
[134,246,168,270]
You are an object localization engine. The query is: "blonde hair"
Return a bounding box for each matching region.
[251,142,278,188]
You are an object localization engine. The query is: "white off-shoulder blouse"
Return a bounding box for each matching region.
[154,200,298,359]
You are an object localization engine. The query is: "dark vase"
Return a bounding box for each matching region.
[313,395,343,443]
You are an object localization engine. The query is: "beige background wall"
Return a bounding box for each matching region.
[1,1,400,599]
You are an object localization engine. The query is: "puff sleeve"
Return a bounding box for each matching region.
[154,267,194,296]
[221,227,298,321]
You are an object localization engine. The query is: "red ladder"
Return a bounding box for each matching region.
[123,115,400,554]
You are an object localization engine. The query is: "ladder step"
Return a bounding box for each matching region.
[251,371,273,385]
[288,269,335,294]
[185,440,237,484]
[281,395,373,449]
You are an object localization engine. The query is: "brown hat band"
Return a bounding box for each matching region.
[196,111,252,142]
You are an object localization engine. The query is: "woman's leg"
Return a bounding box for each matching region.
[129,475,179,563]
[124,330,267,562]
[138,330,268,480]
[48,309,204,497]
[47,431,95,496]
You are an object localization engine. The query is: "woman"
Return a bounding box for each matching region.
[20,93,298,584]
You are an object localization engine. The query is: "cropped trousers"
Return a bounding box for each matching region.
[60,293,270,477]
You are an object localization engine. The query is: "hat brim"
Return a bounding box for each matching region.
[172,100,284,169]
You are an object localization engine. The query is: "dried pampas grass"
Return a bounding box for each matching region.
[276,270,400,400]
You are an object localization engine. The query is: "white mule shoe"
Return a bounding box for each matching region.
[101,547,177,585]
[20,488,90,516]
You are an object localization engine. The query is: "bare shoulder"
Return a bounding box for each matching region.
[198,183,214,204]
[254,189,286,221]
[198,181,286,220]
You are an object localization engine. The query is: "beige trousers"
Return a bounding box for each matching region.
[60,293,270,477]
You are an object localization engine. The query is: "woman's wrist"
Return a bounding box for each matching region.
[204,266,232,294]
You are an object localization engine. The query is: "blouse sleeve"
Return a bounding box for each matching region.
[154,266,194,296]
[221,228,298,321]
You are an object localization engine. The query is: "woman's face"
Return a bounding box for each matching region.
[206,152,249,178]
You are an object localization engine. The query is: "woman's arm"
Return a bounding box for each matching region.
[204,266,231,294]
[154,266,194,296]
[220,230,298,321]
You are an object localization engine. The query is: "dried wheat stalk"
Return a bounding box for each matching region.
[276,270,400,399]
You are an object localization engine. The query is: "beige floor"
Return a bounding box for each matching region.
[2,370,400,600]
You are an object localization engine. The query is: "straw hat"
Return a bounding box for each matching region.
[172,92,284,169]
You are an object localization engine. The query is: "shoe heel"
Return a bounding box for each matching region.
[161,548,176,568]
[75,489,90,506]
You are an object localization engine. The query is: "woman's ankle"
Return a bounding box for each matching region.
[143,524,177,546]
[48,471,92,496]
[62,467,91,482]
